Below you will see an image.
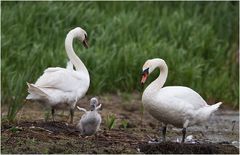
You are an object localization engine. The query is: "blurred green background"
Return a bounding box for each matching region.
[1,1,239,121]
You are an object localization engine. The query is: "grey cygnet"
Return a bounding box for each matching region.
[76,97,102,136]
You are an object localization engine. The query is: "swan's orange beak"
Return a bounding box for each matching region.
[83,39,89,48]
[141,73,148,85]
[141,68,149,85]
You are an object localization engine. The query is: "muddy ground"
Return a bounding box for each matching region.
[1,93,239,154]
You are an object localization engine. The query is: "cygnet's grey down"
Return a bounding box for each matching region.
[76,97,102,136]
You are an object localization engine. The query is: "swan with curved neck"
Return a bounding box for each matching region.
[65,27,89,74]
[141,58,222,143]
[26,27,90,123]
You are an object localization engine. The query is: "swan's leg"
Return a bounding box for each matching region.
[51,108,55,121]
[95,133,98,147]
[182,128,186,143]
[182,120,189,143]
[70,98,78,124]
[160,124,167,142]
[70,108,74,124]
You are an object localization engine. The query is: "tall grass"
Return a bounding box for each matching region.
[1,1,239,121]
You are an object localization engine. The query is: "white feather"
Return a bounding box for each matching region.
[66,61,74,70]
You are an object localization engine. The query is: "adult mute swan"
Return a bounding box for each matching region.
[26,27,90,123]
[76,97,102,136]
[141,58,222,143]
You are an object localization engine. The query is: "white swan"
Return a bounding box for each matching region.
[76,97,102,136]
[141,58,222,143]
[26,27,90,123]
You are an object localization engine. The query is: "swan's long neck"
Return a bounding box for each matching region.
[146,61,168,93]
[65,31,89,75]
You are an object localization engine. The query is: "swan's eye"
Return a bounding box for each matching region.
[82,34,89,48]
[142,68,149,75]
[84,34,88,40]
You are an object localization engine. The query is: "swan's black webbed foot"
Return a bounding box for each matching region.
[51,108,55,122]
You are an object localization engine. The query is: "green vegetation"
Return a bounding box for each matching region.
[120,119,129,129]
[9,126,22,133]
[1,1,239,121]
[105,113,116,130]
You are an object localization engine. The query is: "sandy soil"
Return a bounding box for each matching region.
[1,93,239,153]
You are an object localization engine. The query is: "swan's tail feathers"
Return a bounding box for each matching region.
[209,102,222,113]
[26,82,48,100]
[66,61,74,70]
[197,102,222,122]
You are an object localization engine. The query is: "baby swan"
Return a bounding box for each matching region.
[76,97,102,136]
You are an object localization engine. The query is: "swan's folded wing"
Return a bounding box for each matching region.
[34,68,87,92]
[173,89,208,109]
[160,86,208,110]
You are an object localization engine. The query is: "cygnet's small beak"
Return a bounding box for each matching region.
[90,104,96,111]
[83,39,89,48]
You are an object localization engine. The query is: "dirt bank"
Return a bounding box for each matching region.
[1,94,239,153]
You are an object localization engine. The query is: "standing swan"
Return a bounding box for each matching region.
[26,27,90,123]
[141,58,222,143]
